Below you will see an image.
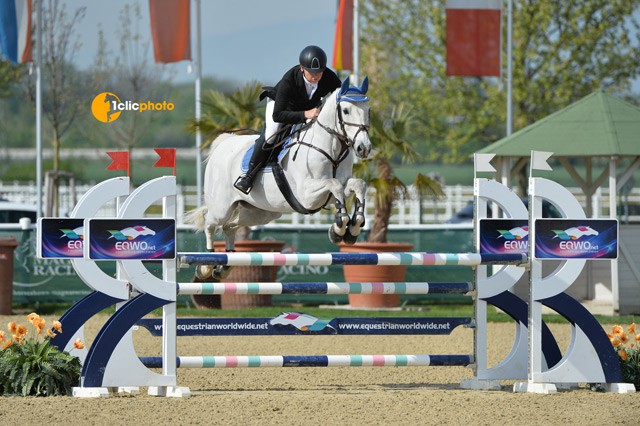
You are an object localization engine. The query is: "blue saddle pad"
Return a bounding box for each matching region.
[240,134,296,173]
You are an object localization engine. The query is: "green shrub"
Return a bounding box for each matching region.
[0,314,82,396]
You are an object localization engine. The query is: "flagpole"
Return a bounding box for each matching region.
[352,0,359,85]
[35,0,42,218]
[194,0,202,207]
[506,0,512,136]
[500,0,513,190]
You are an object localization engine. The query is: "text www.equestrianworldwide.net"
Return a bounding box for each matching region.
[338,322,452,331]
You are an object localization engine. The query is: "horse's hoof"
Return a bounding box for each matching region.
[342,230,358,245]
[328,227,344,244]
[195,265,213,280]
[213,265,232,280]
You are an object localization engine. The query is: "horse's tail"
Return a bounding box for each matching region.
[183,205,208,232]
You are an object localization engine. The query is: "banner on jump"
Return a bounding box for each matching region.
[37,218,86,259]
[534,219,618,260]
[479,219,529,255]
[85,218,176,260]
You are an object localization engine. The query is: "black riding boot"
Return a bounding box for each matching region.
[234,133,271,194]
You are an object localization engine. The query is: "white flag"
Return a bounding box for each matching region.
[531,151,553,171]
[474,153,496,173]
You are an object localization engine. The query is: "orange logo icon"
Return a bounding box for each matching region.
[91,92,122,123]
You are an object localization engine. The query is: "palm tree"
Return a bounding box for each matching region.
[354,103,444,243]
[189,81,265,149]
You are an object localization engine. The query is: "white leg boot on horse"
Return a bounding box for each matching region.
[329,199,350,244]
[343,177,367,244]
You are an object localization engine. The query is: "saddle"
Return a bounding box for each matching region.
[239,124,326,215]
[239,125,296,173]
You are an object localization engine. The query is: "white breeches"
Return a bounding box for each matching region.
[264,99,280,145]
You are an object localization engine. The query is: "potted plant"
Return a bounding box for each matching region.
[189,82,285,309]
[342,103,443,308]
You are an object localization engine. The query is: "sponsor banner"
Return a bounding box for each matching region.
[534,219,618,259]
[86,218,176,260]
[479,219,529,255]
[37,218,86,259]
[137,314,471,336]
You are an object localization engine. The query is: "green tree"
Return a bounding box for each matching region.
[360,0,640,163]
[355,104,443,243]
[31,0,87,172]
[0,60,25,155]
[0,60,22,97]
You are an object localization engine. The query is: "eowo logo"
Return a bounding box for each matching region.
[496,226,528,240]
[551,226,599,241]
[59,226,84,240]
[91,91,175,123]
[270,312,336,332]
[107,226,156,241]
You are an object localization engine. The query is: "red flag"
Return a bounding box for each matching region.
[446,0,501,77]
[153,148,176,175]
[332,0,353,71]
[106,151,130,176]
[149,0,191,63]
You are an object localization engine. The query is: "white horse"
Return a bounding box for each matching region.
[186,77,371,279]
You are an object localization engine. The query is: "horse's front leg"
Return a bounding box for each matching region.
[298,177,350,245]
[328,198,350,244]
[342,178,367,245]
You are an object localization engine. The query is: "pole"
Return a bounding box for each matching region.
[352,0,359,85]
[35,0,42,218]
[506,0,513,136]
[194,0,203,207]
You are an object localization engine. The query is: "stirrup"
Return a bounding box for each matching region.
[234,175,253,194]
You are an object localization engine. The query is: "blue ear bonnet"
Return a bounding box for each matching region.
[337,76,369,103]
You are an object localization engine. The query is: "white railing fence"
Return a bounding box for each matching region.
[1,181,640,225]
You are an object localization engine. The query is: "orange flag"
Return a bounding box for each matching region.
[149,0,191,63]
[332,0,353,71]
[106,151,130,176]
[446,0,501,77]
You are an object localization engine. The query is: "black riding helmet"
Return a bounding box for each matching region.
[299,45,327,74]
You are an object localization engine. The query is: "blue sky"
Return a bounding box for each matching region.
[71,0,339,85]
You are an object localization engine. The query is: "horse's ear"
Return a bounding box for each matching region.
[359,76,369,94]
[339,77,350,96]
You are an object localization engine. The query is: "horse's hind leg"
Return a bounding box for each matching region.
[341,178,367,245]
[211,226,236,280]
[194,225,217,280]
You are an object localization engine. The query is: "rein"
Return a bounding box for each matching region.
[275,93,369,215]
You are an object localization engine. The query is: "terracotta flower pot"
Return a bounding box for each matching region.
[191,240,285,310]
[340,242,414,309]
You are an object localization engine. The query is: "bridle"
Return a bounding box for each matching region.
[316,96,370,150]
[294,94,370,177]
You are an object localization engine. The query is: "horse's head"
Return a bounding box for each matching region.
[330,77,372,159]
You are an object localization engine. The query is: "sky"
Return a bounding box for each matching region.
[69,0,339,86]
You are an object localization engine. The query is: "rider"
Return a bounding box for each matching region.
[234,45,342,194]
